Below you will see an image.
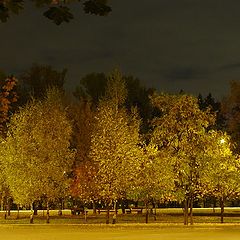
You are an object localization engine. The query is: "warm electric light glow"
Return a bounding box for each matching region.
[220,138,225,144]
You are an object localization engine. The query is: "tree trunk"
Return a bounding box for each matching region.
[30,203,34,224]
[106,209,110,224]
[220,198,224,223]
[106,201,110,224]
[92,201,97,215]
[112,200,117,224]
[16,204,20,219]
[145,202,149,224]
[121,199,126,214]
[46,201,50,224]
[189,196,193,225]
[7,198,11,216]
[84,207,87,223]
[183,198,189,225]
[58,199,64,216]
[33,201,38,215]
[0,191,4,211]
[154,204,157,221]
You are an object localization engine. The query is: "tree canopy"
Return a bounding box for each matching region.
[2,88,75,206]
[150,93,217,225]
[89,70,143,202]
[199,130,239,223]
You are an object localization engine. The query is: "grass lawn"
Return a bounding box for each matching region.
[1,208,240,239]
[2,207,240,224]
[1,224,240,240]
[0,208,240,240]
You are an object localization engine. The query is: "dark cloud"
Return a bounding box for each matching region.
[218,63,240,71]
[162,66,208,81]
[1,0,240,99]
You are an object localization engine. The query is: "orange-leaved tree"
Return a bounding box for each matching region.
[0,75,18,136]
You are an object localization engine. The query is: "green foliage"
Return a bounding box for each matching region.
[128,144,175,203]
[150,93,218,224]
[200,130,240,201]
[151,94,215,155]
[0,136,10,203]
[3,88,75,205]
[91,103,143,201]
[89,70,143,201]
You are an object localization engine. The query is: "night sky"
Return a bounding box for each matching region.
[1,0,240,99]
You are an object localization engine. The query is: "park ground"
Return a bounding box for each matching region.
[2,208,240,239]
[1,224,240,240]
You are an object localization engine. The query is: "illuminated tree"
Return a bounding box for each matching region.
[128,144,175,223]
[0,136,10,212]
[3,88,75,222]
[199,131,240,223]
[150,93,216,225]
[89,69,143,223]
[0,0,111,25]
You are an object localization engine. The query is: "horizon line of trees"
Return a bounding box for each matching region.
[1,65,240,225]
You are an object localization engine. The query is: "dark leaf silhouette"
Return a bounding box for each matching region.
[43,6,73,25]
[83,0,111,16]
[0,4,9,22]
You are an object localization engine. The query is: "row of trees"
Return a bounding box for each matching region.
[0,66,240,225]
[72,77,239,225]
